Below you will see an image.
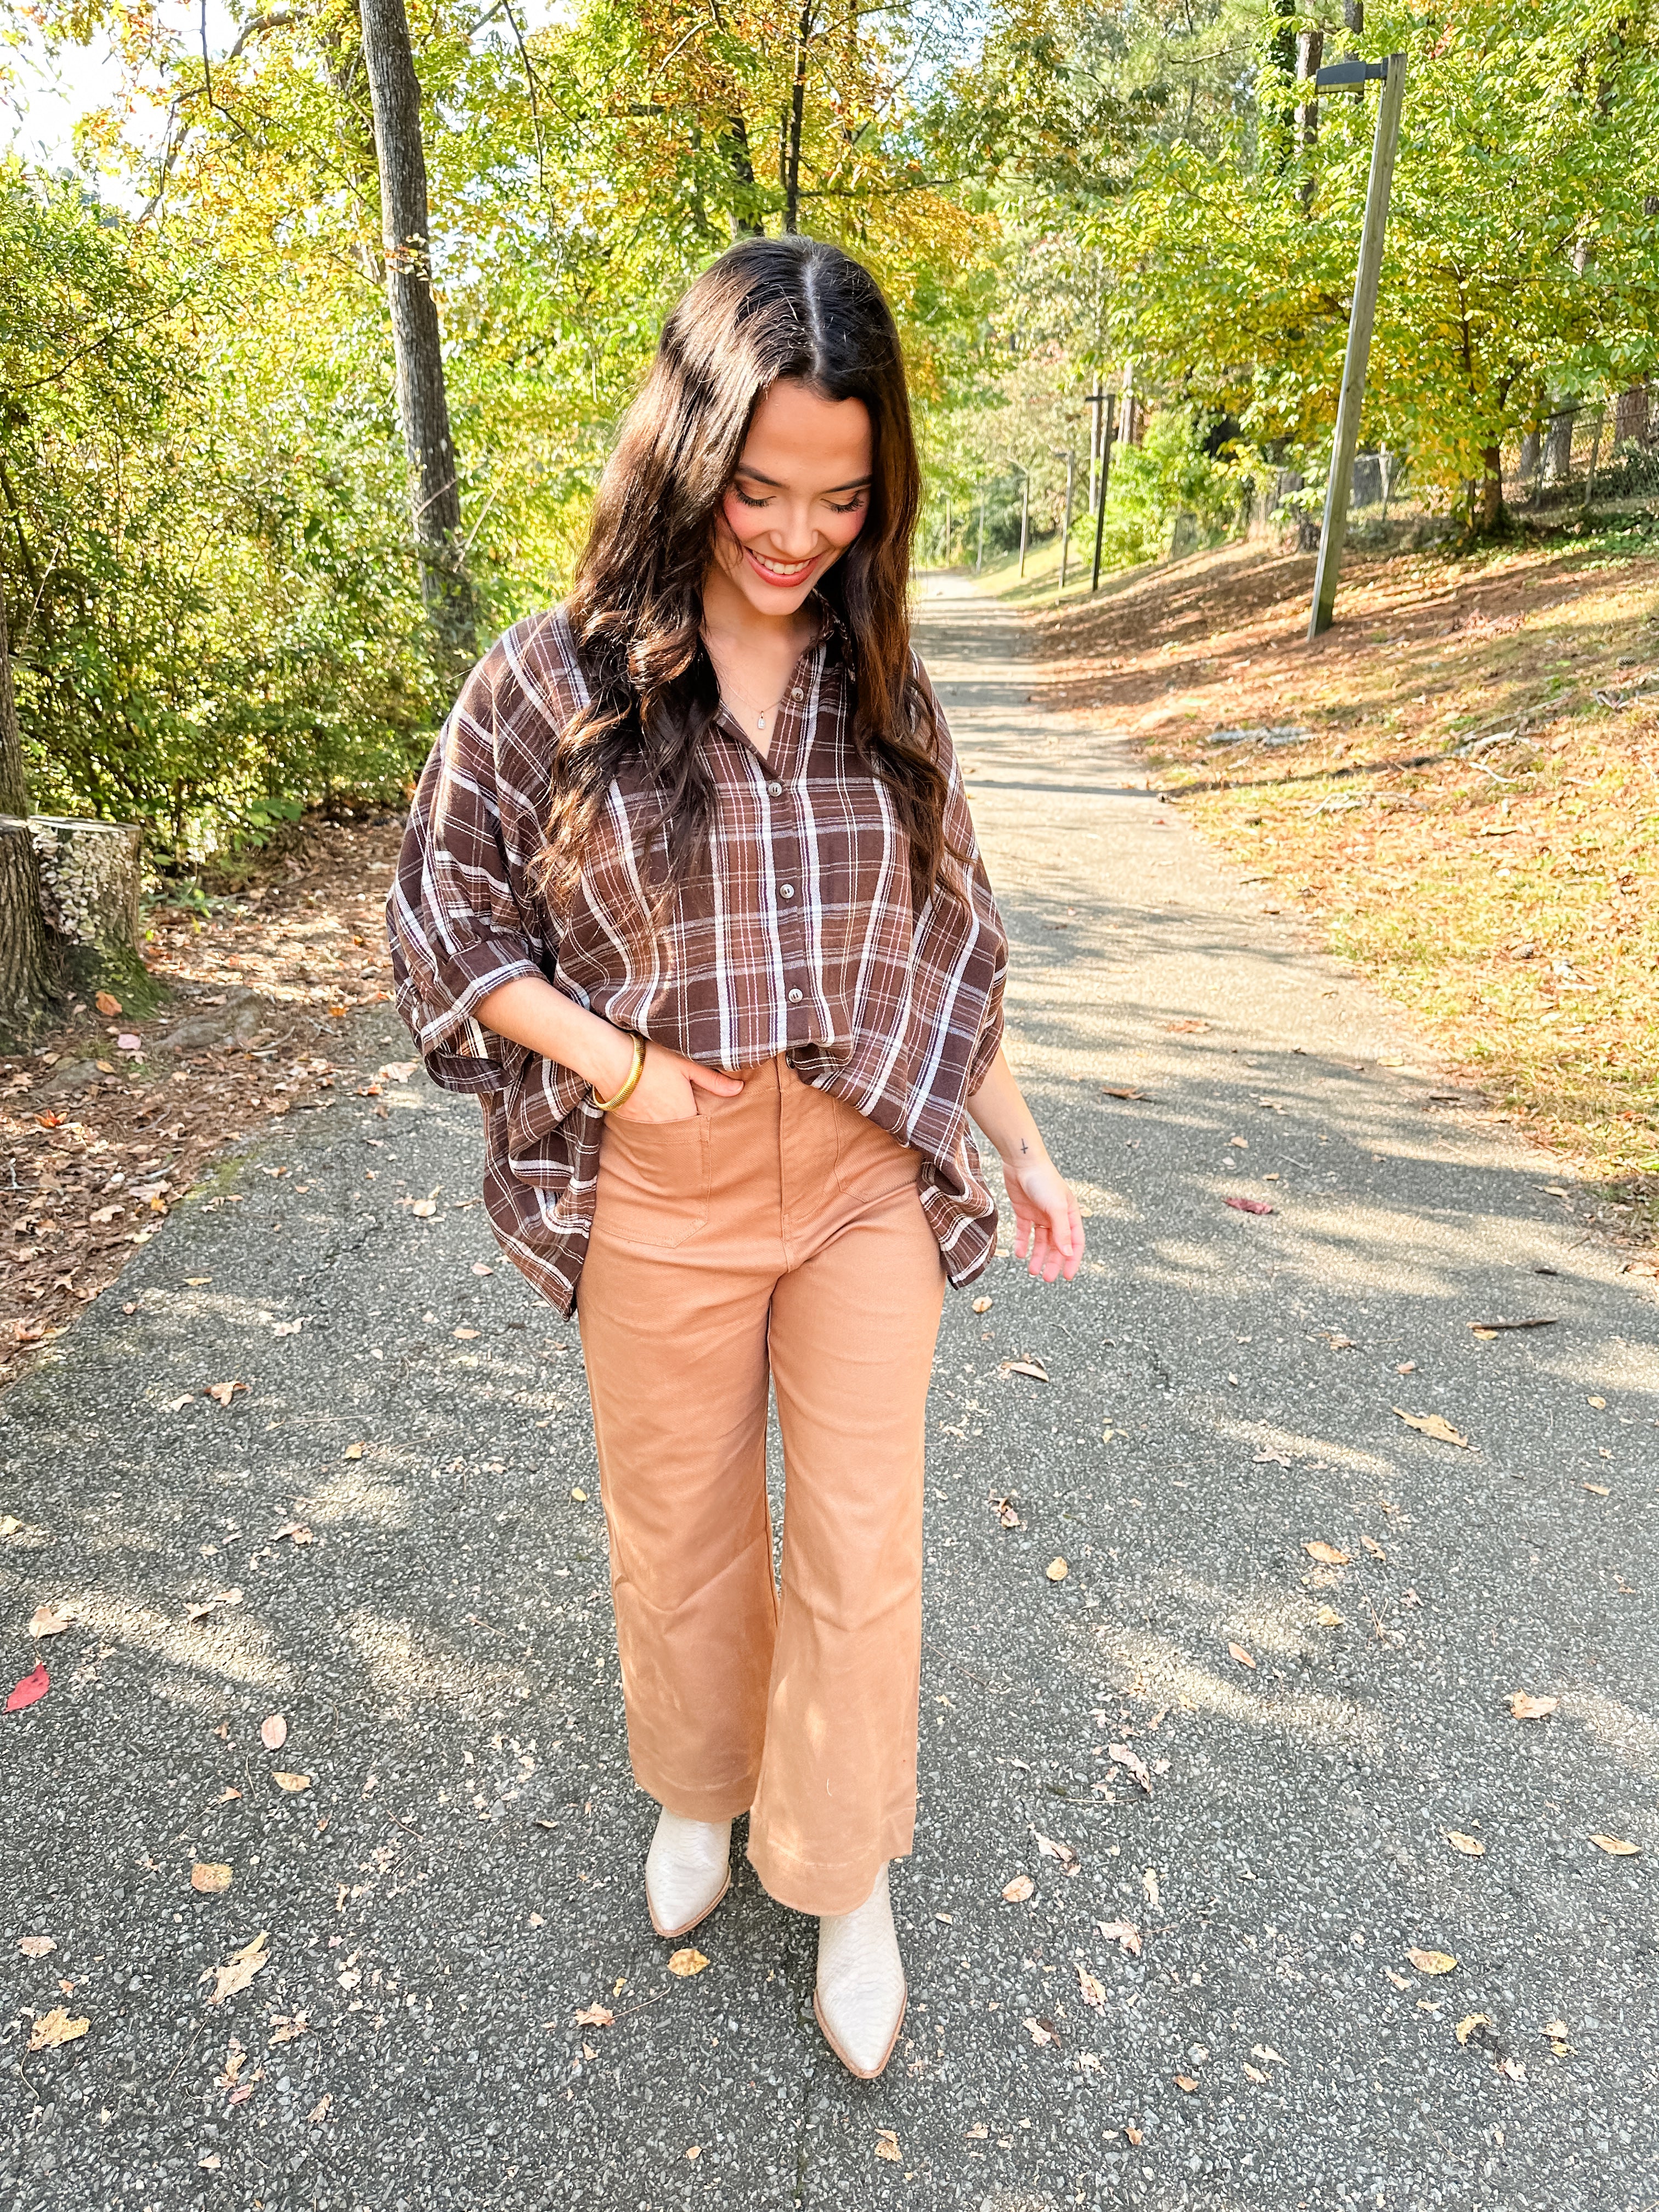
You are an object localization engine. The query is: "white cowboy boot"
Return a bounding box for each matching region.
[644,1809,733,1939]
[814,1861,907,2079]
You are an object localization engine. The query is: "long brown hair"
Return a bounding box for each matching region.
[543,236,956,912]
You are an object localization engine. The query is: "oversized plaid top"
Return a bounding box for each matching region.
[386,603,1007,1316]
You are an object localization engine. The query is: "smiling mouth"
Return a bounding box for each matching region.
[743,546,817,587]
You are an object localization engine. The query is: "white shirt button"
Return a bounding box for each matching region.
[787,987,803,1005]
[767,780,783,798]
[780,883,795,900]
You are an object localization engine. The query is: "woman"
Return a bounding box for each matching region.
[388,236,1084,2079]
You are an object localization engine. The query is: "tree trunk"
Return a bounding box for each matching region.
[1615,382,1650,448]
[1343,2,1364,30]
[0,577,57,1030]
[1476,445,1506,534]
[1295,29,1323,211]
[781,0,814,234]
[359,0,476,676]
[720,114,764,239]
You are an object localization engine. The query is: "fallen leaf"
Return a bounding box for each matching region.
[1360,1534,1387,1561]
[1125,2124,1143,2146]
[668,1947,709,1977]
[1583,1482,1610,1497]
[1224,1197,1274,1215]
[1046,1556,1069,1582]
[1393,1407,1470,1448]
[964,2122,989,2140]
[1076,1963,1106,2008]
[1002,1357,1050,1381]
[28,1603,72,1638]
[990,1494,1022,1530]
[273,1771,312,1793]
[191,1863,234,1894]
[1320,1331,1356,1350]
[1497,2055,1527,2082]
[1408,1948,1457,1977]
[1243,2061,1268,2084]
[1101,1086,1149,1099]
[874,2129,901,2163]
[684,2145,701,2161]
[1022,2016,1055,2046]
[1468,1317,1557,1333]
[1252,2044,1285,2063]
[1002,1874,1035,1903]
[1589,1834,1639,1856]
[199,2153,221,2170]
[453,1327,479,1341]
[1096,1920,1143,1956]
[260,1714,288,1752]
[343,1442,366,1459]
[1227,1641,1256,1669]
[19,1935,55,1958]
[29,2007,89,2051]
[94,991,122,1016]
[1316,1605,1342,1627]
[185,1587,244,1624]
[573,2004,614,2028]
[1508,1692,1558,1720]
[1587,1395,1606,1409]
[570,1487,589,1503]
[206,1381,245,1408]
[410,1200,438,1218]
[1175,2074,1198,2092]
[1542,2018,1570,2042]
[1385,1968,1412,1990]
[1455,2012,1493,2047]
[1141,1866,1161,1910]
[1303,1540,1351,1567]
[307,2093,331,2124]
[269,2013,309,2044]
[270,1319,304,1338]
[204,1929,270,2005]
[1108,1742,1152,1794]
[972,1295,992,1313]
[1162,1018,1210,1033]
[1034,1829,1080,1874]
[1446,1832,1485,1857]
[6,1663,49,1712]
[471,1262,494,1277]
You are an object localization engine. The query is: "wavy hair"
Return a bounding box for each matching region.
[542,236,957,915]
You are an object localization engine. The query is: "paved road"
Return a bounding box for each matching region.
[2,574,1655,2212]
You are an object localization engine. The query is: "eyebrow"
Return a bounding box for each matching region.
[735,466,873,493]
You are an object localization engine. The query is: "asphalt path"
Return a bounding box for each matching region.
[2,572,1655,2212]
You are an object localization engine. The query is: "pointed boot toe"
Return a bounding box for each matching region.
[644,1810,733,1940]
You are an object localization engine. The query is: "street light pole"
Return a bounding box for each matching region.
[1088,393,1116,592]
[1307,50,1408,639]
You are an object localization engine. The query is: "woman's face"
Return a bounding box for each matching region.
[709,379,873,619]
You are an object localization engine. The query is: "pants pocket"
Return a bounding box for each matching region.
[829,1090,920,1205]
[595,1110,712,1248]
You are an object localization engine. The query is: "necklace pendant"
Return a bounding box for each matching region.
[757,713,766,731]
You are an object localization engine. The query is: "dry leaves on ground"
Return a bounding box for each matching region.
[260,1714,287,1751]
[1076,1963,1107,2009]
[273,1772,312,1793]
[1446,1832,1485,1857]
[1455,2013,1495,2047]
[1408,1947,1458,1976]
[1589,1833,1640,1856]
[874,2130,900,2163]
[1224,1196,1274,1216]
[28,1604,72,1638]
[1108,1743,1152,1794]
[1227,1641,1256,1669]
[1509,1692,1559,1719]
[1002,1357,1050,1382]
[19,1935,55,1958]
[1394,1407,1471,1448]
[1033,1830,1080,1874]
[1046,1557,1069,1582]
[191,1863,234,1893]
[29,2007,89,2052]
[573,2004,614,2028]
[6,1663,49,1711]
[204,1930,270,2005]
[1097,1920,1143,1956]
[668,1948,709,1977]
[1304,1540,1351,1566]
[1002,1874,1035,1903]
[1022,2017,1056,2046]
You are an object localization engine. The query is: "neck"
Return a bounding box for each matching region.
[700,561,819,664]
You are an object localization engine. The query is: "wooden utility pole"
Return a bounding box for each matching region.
[1307,51,1407,640]
[360,0,476,673]
[1017,468,1030,578]
[975,486,985,574]
[0,578,56,1029]
[1054,448,1075,595]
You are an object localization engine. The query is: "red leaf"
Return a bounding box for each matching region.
[6,1664,49,1712]
[1224,1197,1275,1216]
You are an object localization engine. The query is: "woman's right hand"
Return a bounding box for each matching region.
[608,1039,746,1124]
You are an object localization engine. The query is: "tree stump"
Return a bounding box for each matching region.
[27,817,145,996]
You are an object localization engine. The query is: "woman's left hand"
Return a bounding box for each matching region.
[1001,1154,1085,1282]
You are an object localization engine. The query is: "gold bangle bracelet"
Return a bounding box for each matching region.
[592,1034,647,1114]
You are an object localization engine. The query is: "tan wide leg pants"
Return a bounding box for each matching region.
[577,1053,947,1916]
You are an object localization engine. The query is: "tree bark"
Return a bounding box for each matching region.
[0,577,57,1030]
[1343,2,1364,30]
[720,114,764,239]
[1295,28,1323,211]
[359,0,476,675]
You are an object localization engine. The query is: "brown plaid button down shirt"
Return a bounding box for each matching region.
[386,603,1007,1316]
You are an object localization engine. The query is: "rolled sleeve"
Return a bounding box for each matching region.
[386,644,552,1096]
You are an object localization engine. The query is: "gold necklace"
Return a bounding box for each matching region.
[714,667,791,738]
